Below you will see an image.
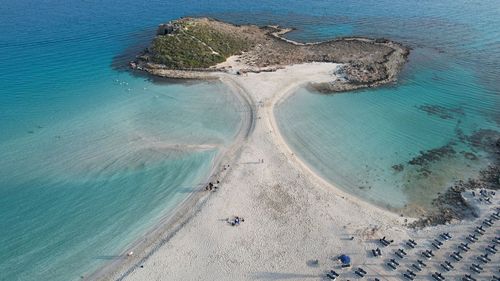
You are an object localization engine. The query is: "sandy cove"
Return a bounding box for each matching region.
[105,63,499,281]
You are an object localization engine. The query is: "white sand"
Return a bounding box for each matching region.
[105,62,499,281]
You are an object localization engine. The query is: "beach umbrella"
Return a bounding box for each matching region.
[339,254,351,264]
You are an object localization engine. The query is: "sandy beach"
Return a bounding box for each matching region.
[103,62,499,281]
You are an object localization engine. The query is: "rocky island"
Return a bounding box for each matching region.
[131,17,409,92]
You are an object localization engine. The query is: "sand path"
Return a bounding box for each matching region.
[111,63,407,281]
[106,63,499,281]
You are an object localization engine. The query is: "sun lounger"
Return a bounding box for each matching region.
[371,247,382,257]
[407,269,416,277]
[379,237,393,246]
[463,274,477,281]
[467,234,478,242]
[432,272,445,280]
[441,232,452,239]
[469,266,481,274]
[390,258,400,266]
[440,263,451,271]
[354,270,365,277]
[459,245,469,252]
[358,268,366,274]
[444,261,454,269]
[412,263,422,272]
[406,241,415,248]
[481,254,491,261]
[486,245,497,254]
[417,259,427,267]
[473,263,483,270]
[432,242,441,250]
[354,271,363,277]
[478,255,489,263]
[403,273,414,280]
[387,262,397,270]
[470,266,481,274]
[326,273,337,280]
[483,219,493,227]
[434,239,443,246]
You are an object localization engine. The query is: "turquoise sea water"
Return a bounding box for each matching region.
[274,2,500,211]
[0,0,498,280]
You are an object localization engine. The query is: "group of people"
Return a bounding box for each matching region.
[205,180,220,191]
[228,216,245,226]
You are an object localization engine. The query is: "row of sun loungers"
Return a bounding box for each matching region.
[337,202,497,281]
[383,208,497,280]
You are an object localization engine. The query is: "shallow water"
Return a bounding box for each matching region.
[273,2,500,211]
[0,77,243,281]
[1,0,499,280]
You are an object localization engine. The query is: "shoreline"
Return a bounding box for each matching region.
[89,71,256,281]
[99,63,407,280]
[98,62,498,281]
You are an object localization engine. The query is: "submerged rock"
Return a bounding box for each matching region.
[466,129,500,154]
[408,144,456,166]
[409,164,499,228]
[417,104,464,120]
[462,151,478,160]
[392,164,404,172]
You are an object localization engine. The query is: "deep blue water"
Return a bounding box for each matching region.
[0,0,498,280]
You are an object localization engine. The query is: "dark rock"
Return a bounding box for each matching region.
[417,104,464,120]
[466,129,500,154]
[408,144,456,166]
[463,152,478,160]
[156,23,179,36]
[392,164,404,172]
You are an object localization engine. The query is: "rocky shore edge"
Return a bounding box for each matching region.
[410,137,499,228]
